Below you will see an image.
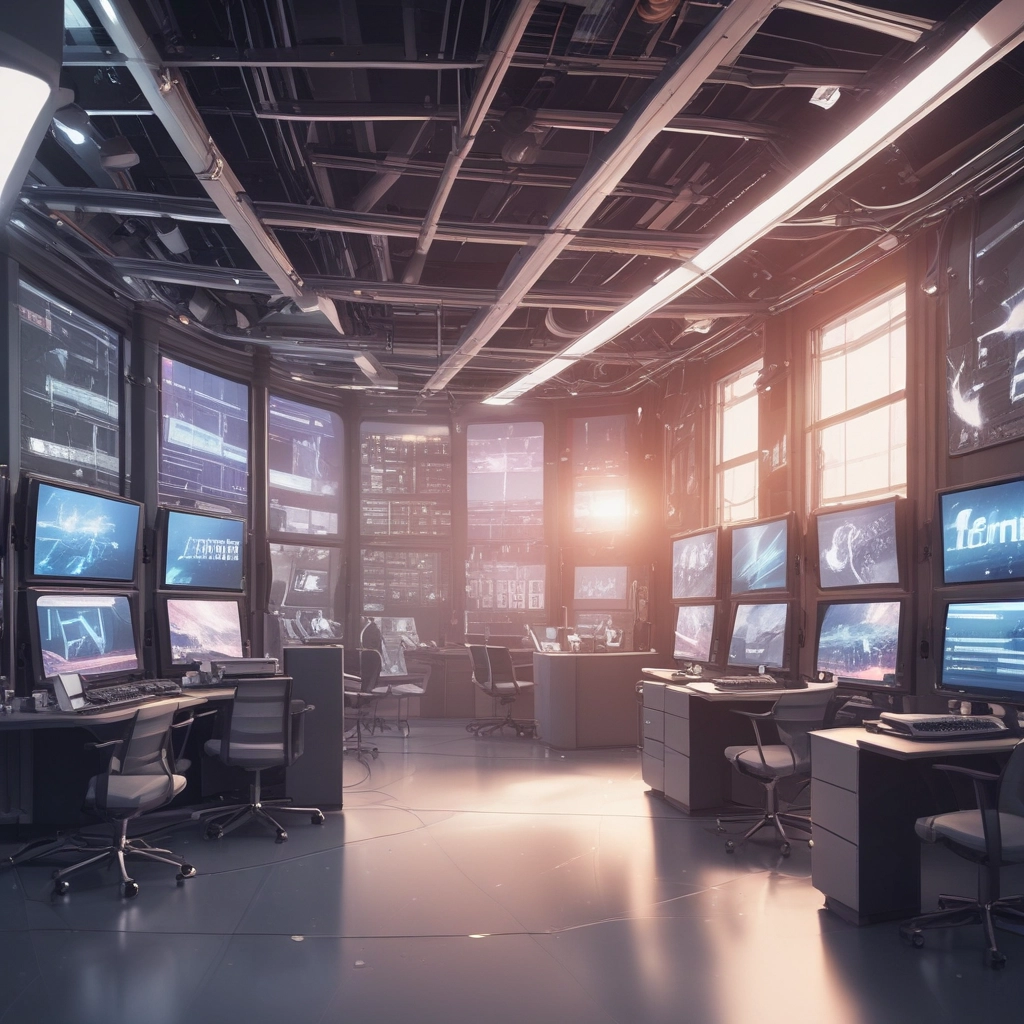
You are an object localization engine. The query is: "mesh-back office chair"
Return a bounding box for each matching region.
[900,739,1024,969]
[719,687,835,856]
[51,705,196,898]
[203,677,325,842]
[343,649,386,761]
[466,645,537,738]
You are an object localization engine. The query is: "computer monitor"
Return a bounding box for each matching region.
[939,476,1024,584]
[157,594,246,670]
[939,600,1024,703]
[814,499,901,589]
[159,508,245,591]
[27,591,140,684]
[673,604,716,664]
[726,602,789,670]
[671,528,718,600]
[23,477,141,585]
[730,516,789,595]
[573,565,628,609]
[528,624,566,653]
[815,600,903,688]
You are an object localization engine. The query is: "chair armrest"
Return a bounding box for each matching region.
[731,710,774,720]
[290,699,314,714]
[729,710,773,767]
[170,715,195,730]
[192,709,220,720]
[84,738,122,751]
[933,763,1003,864]
[933,764,1000,783]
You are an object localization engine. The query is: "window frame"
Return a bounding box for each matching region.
[714,358,763,525]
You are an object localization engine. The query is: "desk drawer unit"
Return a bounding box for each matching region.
[663,746,690,808]
[643,708,665,744]
[643,681,666,711]
[664,686,691,719]
[642,752,665,792]
[663,713,690,757]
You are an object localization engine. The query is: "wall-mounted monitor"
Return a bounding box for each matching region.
[814,499,901,589]
[730,517,789,595]
[27,591,140,684]
[939,600,1024,702]
[573,565,628,608]
[528,624,566,652]
[727,602,789,670]
[157,594,246,669]
[815,600,902,688]
[939,477,1024,584]
[23,477,141,585]
[673,604,716,664]
[159,508,245,591]
[672,529,718,600]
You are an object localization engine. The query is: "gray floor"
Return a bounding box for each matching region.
[1,721,1022,1024]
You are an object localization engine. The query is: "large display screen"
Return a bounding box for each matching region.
[164,510,245,590]
[672,529,718,600]
[941,601,1024,698]
[816,500,900,588]
[731,519,788,594]
[166,598,244,665]
[727,603,788,669]
[36,593,138,679]
[940,478,1024,584]
[674,604,715,663]
[816,601,901,685]
[467,421,544,542]
[32,482,140,582]
[574,565,628,604]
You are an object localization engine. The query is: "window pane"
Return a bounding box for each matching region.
[467,421,544,541]
[160,358,249,518]
[268,395,343,536]
[572,414,629,533]
[719,459,758,524]
[817,399,907,504]
[716,360,761,522]
[466,544,546,631]
[361,548,449,612]
[267,544,342,655]
[720,392,758,462]
[19,281,121,492]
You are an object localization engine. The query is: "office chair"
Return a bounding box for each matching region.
[466,645,537,738]
[203,677,325,842]
[900,739,1024,969]
[343,648,386,761]
[718,687,835,856]
[387,673,428,737]
[50,705,196,898]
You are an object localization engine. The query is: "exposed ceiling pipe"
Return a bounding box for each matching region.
[402,0,540,284]
[777,0,933,42]
[423,0,780,393]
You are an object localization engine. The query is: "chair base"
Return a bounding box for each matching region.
[466,710,537,739]
[203,771,324,843]
[717,776,811,857]
[900,893,1024,968]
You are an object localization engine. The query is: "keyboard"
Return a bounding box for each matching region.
[82,679,183,712]
[711,674,784,691]
[877,712,1009,741]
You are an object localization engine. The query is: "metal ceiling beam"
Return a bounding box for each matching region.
[778,0,934,42]
[424,0,781,392]
[403,0,541,285]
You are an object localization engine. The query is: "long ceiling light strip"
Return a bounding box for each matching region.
[0,67,50,198]
[484,1,1024,405]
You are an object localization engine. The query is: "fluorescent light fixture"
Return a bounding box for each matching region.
[484,1,1024,405]
[98,0,119,24]
[0,67,50,196]
[54,119,86,145]
[810,86,841,110]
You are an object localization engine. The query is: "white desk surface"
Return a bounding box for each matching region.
[643,668,835,702]
[813,725,1021,760]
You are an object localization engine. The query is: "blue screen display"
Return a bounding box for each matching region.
[674,604,715,662]
[36,594,138,679]
[816,501,899,588]
[942,601,1024,697]
[817,602,901,685]
[731,519,788,594]
[728,603,788,669]
[672,530,717,600]
[941,478,1024,584]
[164,510,245,590]
[33,483,139,582]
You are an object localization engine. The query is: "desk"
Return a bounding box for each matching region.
[810,727,1019,925]
[404,648,476,718]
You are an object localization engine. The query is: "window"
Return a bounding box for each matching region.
[466,421,544,541]
[361,548,450,612]
[811,287,906,507]
[465,543,545,625]
[268,544,343,653]
[715,360,762,524]
[571,414,628,533]
[19,281,121,492]
[159,358,249,519]
[268,395,343,536]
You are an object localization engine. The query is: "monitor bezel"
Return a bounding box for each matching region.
[724,599,793,672]
[19,474,143,587]
[728,513,793,597]
[572,564,630,610]
[672,601,720,667]
[670,526,720,602]
[811,495,907,591]
[156,505,247,593]
[813,596,908,693]
[936,473,1024,587]
[153,591,249,676]
[24,588,143,689]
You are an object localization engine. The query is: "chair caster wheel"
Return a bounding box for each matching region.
[900,927,925,948]
[311,811,325,825]
[725,841,735,853]
[989,951,1007,969]
[120,880,139,899]
[176,864,196,881]
[780,842,791,857]
[276,829,288,842]
[53,880,69,896]
[205,825,223,840]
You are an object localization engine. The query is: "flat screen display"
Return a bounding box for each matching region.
[574,566,628,603]
[816,501,900,588]
[941,601,1024,698]
[674,604,715,663]
[940,478,1024,584]
[672,530,718,600]
[166,598,244,665]
[727,603,788,669]
[731,519,788,594]
[32,482,140,582]
[36,593,138,679]
[164,510,244,590]
[816,602,901,685]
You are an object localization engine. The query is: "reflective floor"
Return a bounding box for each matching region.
[2,721,1022,1023]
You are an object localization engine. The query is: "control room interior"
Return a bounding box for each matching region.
[2,1,1024,1022]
